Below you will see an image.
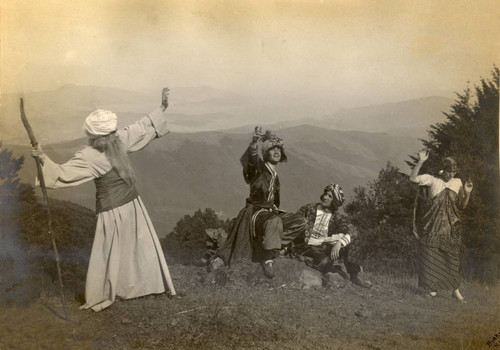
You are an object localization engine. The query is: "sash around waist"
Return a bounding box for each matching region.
[94,169,139,214]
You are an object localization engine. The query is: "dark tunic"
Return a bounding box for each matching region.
[297,203,353,241]
[241,144,280,210]
[294,203,363,273]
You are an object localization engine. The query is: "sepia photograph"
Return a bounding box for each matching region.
[1,0,499,349]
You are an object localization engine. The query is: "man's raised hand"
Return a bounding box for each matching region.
[162,88,169,111]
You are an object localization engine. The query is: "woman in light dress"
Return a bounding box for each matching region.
[410,150,473,303]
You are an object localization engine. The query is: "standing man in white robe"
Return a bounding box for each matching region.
[31,93,176,312]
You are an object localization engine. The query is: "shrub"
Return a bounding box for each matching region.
[161,208,231,266]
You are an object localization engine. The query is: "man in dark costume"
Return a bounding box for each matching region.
[210,126,306,278]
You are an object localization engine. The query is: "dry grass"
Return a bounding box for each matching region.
[1,259,499,350]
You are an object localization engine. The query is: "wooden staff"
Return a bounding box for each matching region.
[160,87,178,297]
[20,98,69,320]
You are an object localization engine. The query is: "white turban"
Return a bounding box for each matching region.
[83,110,118,136]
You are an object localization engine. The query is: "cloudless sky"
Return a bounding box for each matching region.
[2,0,499,108]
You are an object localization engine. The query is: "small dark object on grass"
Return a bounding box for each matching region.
[5,282,20,293]
[168,293,183,299]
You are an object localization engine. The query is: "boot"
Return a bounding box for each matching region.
[323,263,349,280]
[207,256,225,272]
[350,273,371,288]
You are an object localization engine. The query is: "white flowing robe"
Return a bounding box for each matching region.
[36,109,176,312]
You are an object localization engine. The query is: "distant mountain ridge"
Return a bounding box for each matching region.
[1,84,452,145]
[9,124,421,236]
[228,96,451,138]
[321,96,452,136]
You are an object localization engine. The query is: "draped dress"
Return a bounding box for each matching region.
[413,174,468,291]
[36,111,176,311]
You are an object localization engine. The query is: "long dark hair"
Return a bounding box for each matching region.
[320,190,338,212]
[89,133,136,186]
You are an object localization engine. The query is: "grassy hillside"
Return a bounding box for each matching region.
[0,186,96,306]
[0,259,498,350]
[2,194,497,349]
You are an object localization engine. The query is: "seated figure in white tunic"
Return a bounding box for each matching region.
[31,98,177,312]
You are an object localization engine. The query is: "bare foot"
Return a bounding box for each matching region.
[426,291,437,298]
[452,289,467,303]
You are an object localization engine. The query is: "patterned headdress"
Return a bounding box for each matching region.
[83,109,118,137]
[324,182,345,207]
[261,130,287,162]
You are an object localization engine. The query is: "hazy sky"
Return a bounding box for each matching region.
[2,0,499,106]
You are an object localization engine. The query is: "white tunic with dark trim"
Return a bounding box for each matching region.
[36,109,176,312]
